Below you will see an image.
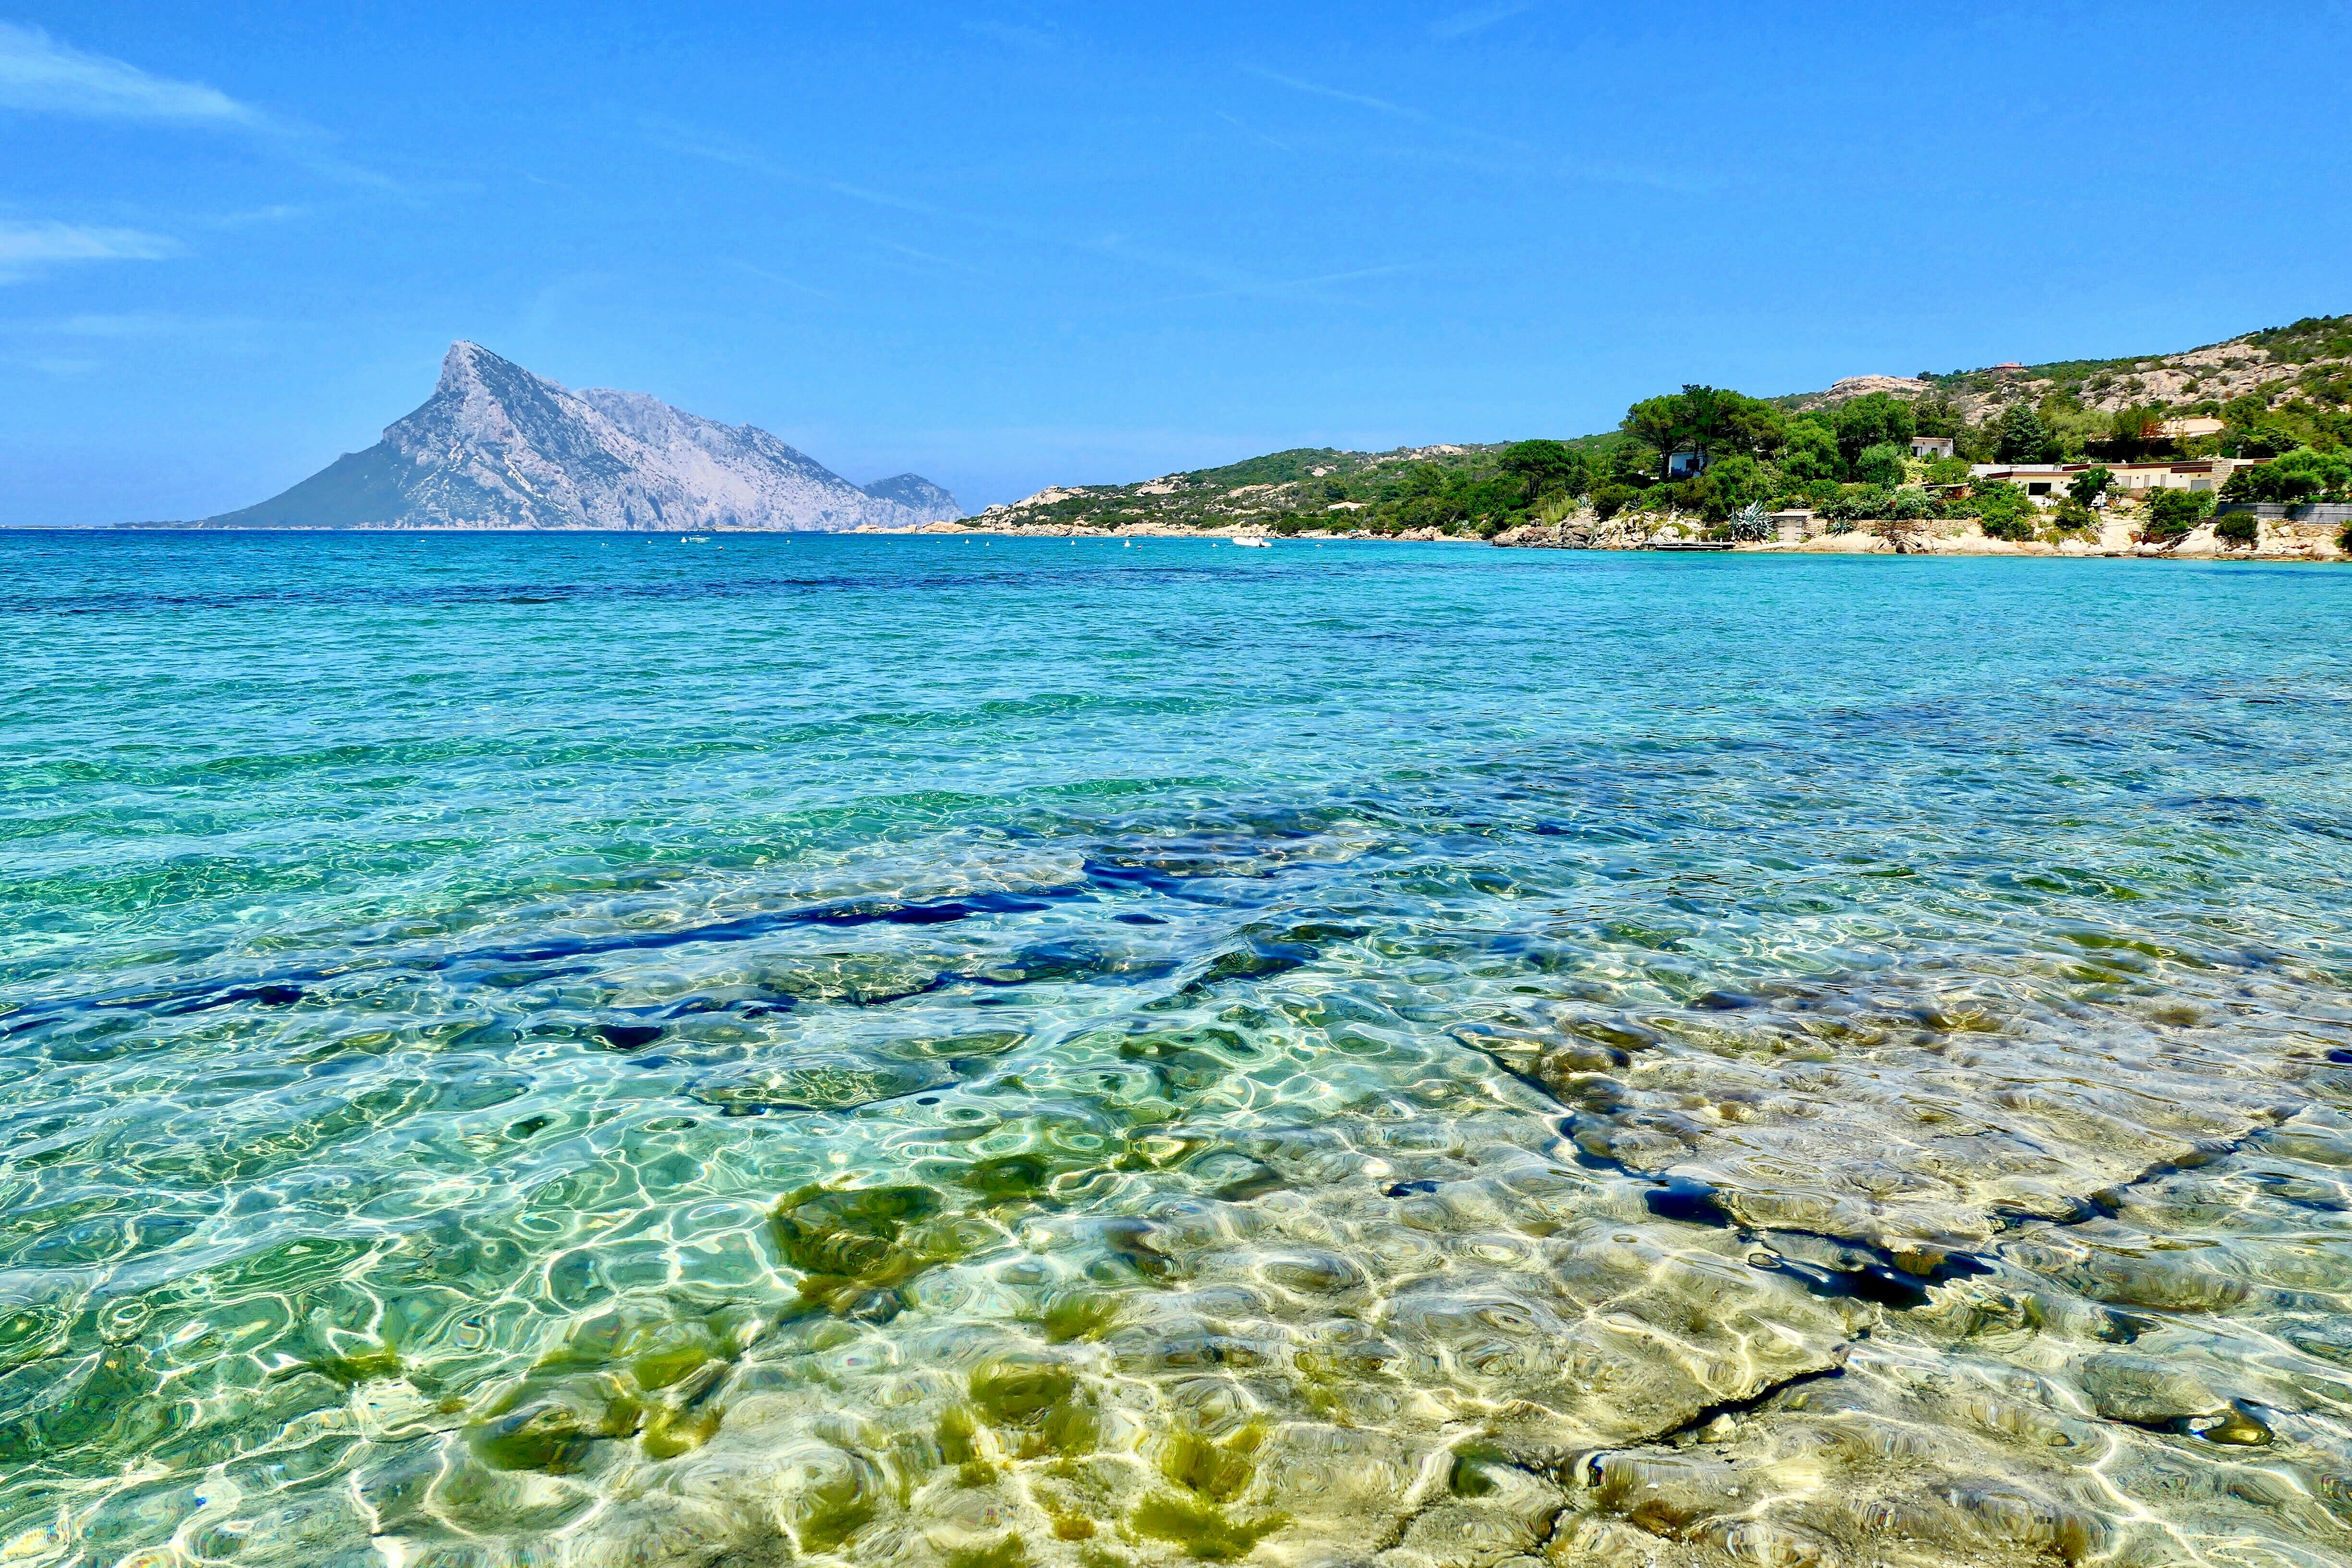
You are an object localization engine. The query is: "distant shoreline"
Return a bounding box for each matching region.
[20,520,2344,561]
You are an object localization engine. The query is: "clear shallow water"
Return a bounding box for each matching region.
[5,531,2352,1568]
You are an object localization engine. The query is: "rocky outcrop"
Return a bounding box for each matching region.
[194,342,957,532]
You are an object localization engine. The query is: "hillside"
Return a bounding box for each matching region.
[946,441,1569,537]
[948,313,2352,537]
[1781,314,2352,443]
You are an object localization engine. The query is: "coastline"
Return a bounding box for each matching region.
[878,514,2349,561]
[54,518,2345,561]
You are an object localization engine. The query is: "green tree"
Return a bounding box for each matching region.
[1703,452,1769,513]
[1496,440,1589,505]
[2040,401,2107,461]
[1911,397,1965,438]
[1620,385,1784,481]
[2103,404,2166,460]
[1601,436,1660,487]
[1832,393,1916,467]
[1622,395,1684,472]
[1994,402,2052,463]
[1781,420,1844,484]
[1853,442,1908,488]
[2231,447,2352,502]
[1590,483,1640,521]
[2068,466,2114,506]
[1925,455,1973,486]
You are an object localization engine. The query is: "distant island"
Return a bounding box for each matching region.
[164,342,958,533]
[927,313,2352,560]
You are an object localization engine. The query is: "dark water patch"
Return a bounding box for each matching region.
[973,940,1179,988]
[1754,1251,1990,1311]
[0,885,1082,1039]
[1643,1177,1734,1227]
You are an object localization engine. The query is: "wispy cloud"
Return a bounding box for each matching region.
[1215,110,1293,152]
[0,22,261,124]
[1243,67,1425,122]
[0,24,404,192]
[648,117,1398,303]
[727,259,837,301]
[1431,2,1535,40]
[643,119,960,225]
[1155,262,1420,306]
[0,220,178,281]
[878,242,987,277]
[1242,63,1703,194]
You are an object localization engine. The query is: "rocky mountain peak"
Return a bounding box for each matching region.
[197,343,959,532]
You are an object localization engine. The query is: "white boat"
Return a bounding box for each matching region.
[1233,536,1273,548]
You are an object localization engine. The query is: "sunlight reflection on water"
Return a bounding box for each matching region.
[3,533,2351,1567]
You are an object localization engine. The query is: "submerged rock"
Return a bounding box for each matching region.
[691,1057,951,1112]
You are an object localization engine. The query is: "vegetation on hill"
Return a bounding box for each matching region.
[960,313,2352,535]
[964,438,1626,538]
[1892,312,2352,460]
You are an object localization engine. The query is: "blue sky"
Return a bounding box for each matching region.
[2,1,2348,523]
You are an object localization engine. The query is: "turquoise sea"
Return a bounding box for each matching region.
[6,530,2352,1568]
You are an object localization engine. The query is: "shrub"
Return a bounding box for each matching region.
[2215,513,2258,546]
[1883,485,1940,521]
[2050,498,2097,531]
[1823,485,1893,522]
[1924,456,1972,486]
[2067,466,2114,506]
[1969,480,2035,540]
[1591,483,1640,521]
[1853,442,1909,489]
[2143,487,2217,538]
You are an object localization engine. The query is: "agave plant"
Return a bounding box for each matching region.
[1729,500,1773,542]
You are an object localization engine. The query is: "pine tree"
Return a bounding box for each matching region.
[1995,401,2051,463]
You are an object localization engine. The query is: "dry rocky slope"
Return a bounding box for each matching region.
[189,342,957,532]
[1786,314,2352,423]
[937,315,2351,539]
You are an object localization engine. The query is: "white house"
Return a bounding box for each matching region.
[1909,435,1956,460]
[1968,458,2263,502]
